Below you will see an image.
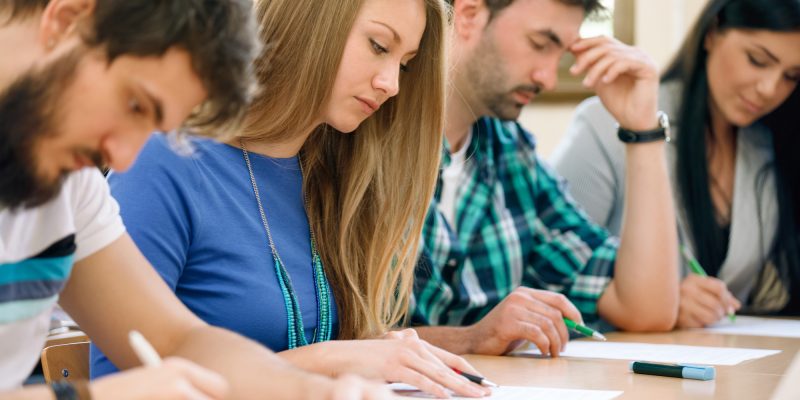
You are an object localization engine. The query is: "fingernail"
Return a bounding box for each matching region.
[570,64,579,73]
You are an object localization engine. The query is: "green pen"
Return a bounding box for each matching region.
[680,245,736,322]
[563,318,607,341]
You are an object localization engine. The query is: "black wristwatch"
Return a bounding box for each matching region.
[617,111,671,143]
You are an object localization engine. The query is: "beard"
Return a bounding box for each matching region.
[463,31,542,122]
[0,48,88,209]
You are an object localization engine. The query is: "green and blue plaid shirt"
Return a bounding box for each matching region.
[412,117,619,327]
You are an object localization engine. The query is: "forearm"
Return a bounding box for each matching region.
[172,325,327,400]
[602,141,679,331]
[278,342,341,378]
[1,386,55,400]
[414,326,474,355]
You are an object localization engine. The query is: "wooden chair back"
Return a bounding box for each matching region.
[41,341,90,383]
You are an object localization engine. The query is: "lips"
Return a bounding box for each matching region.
[512,90,535,105]
[739,95,764,114]
[355,96,379,114]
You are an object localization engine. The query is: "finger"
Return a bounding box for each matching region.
[570,43,613,75]
[530,313,562,357]
[516,321,551,356]
[176,380,216,400]
[426,343,481,376]
[516,299,566,353]
[394,367,451,399]
[692,290,726,323]
[582,52,618,87]
[365,384,395,400]
[332,375,369,400]
[164,358,229,400]
[522,293,572,350]
[405,344,488,397]
[721,290,741,313]
[532,291,582,324]
[570,35,617,52]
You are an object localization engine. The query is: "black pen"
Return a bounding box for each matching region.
[452,368,498,387]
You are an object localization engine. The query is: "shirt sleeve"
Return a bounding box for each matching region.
[526,144,619,324]
[70,169,126,261]
[550,96,624,234]
[107,136,197,290]
[411,203,456,326]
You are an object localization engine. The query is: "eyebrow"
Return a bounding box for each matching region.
[534,29,565,48]
[370,20,402,44]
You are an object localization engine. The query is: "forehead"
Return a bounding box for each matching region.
[722,29,800,65]
[356,0,426,47]
[492,0,585,45]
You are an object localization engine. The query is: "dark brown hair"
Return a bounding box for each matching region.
[3,0,260,135]
[663,0,800,313]
[445,0,605,20]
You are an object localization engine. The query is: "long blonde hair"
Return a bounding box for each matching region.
[242,0,448,339]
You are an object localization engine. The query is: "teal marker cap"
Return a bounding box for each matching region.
[679,364,716,381]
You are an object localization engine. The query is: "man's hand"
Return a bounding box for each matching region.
[570,36,660,131]
[676,275,741,328]
[466,287,583,356]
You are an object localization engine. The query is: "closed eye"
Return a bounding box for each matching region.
[370,38,388,55]
[747,52,768,68]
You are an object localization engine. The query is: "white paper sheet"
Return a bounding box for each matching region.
[702,316,800,338]
[389,383,623,400]
[513,341,780,366]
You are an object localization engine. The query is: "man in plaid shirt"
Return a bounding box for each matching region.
[411,0,680,356]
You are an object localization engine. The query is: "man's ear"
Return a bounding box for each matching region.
[39,0,94,51]
[451,0,490,41]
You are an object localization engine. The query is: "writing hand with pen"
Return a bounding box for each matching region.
[677,246,741,329]
[464,287,584,357]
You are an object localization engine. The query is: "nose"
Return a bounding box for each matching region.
[101,128,153,172]
[531,55,560,92]
[755,70,783,100]
[373,62,400,98]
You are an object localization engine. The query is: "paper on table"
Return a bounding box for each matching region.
[389,383,623,400]
[703,316,800,338]
[514,341,780,366]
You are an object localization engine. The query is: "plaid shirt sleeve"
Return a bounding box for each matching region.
[526,156,619,323]
[412,118,619,328]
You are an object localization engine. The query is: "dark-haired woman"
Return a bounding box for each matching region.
[552,0,800,328]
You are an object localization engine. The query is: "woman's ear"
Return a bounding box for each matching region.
[39,0,94,52]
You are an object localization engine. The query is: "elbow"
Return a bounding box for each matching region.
[615,304,678,332]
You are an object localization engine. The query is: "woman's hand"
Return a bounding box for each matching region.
[286,329,491,399]
[676,274,741,328]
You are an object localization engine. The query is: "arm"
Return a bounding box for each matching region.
[59,234,381,400]
[571,36,679,331]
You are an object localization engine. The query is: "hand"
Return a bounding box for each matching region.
[570,36,660,131]
[676,274,742,328]
[467,287,583,357]
[314,374,395,400]
[322,329,489,398]
[90,357,228,400]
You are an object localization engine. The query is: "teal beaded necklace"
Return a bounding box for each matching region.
[241,141,333,349]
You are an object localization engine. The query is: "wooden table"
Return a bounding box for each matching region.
[463,330,800,399]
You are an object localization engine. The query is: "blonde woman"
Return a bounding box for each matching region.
[91,0,490,398]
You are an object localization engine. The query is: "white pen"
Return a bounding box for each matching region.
[128,330,162,367]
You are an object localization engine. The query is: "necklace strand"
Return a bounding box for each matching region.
[241,140,332,348]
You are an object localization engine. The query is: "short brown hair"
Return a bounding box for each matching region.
[447,0,605,20]
[3,0,259,135]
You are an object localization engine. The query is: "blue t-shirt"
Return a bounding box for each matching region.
[90,135,338,378]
